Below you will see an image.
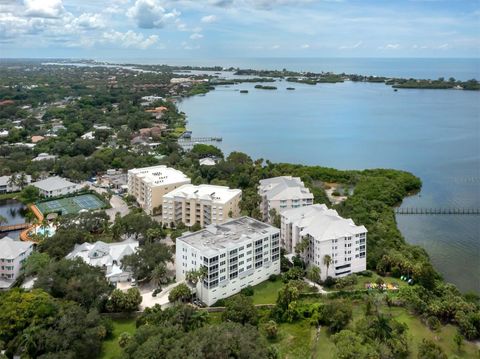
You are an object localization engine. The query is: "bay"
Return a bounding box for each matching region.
[178,70,480,293]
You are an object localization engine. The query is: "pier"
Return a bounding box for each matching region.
[395,208,480,215]
[178,137,223,149]
[0,223,30,233]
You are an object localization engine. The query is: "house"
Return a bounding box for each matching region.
[258,176,314,222]
[32,153,57,162]
[175,217,280,306]
[128,165,191,215]
[281,204,367,280]
[0,129,8,138]
[32,176,82,198]
[0,174,32,193]
[66,238,139,283]
[0,237,33,289]
[162,184,242,227]
[31,135,45,143]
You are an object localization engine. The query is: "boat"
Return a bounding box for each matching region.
[240,90,249,93]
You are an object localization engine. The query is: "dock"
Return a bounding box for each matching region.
[178,137,223,149]
[0,223,30,233]
[395,208,480,215]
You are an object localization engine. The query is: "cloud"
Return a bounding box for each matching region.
[24,0,64,18]
[201,14,217,23]
[127,0,180,29]
[339,40,362,50]
[379,43,400,49]
[190,33,203,40]
[301,43,310,48]
[102,30,159,49]
[73,13,105,29]
[437,43,448,49]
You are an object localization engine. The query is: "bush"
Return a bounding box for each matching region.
[425,316,441,331]
[263,320,278,339]
[240,285,254,296]
[357,270,373,277]
[323,276,337,288]
[334,274,358,289]
[269,274,279,282]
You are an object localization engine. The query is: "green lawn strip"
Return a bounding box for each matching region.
[251,279,284,305]
[0,192,19,201]
[100,317,136,359]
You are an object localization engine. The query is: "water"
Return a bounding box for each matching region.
[0,199,26,239]
[107,57,480,81]
[177,73,480,293]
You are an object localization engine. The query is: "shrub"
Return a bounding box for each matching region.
[425,316,441,331]
[269,274,279,282]
[264,320,278,339]
[334,274,358,289]
[323,276,337,288]
[357,270,373,277]
[240,285,254,296]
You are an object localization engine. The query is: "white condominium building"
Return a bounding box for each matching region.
[0,236,33,289]
[176,217,280,306]
[258,176,314,222]
[162,184,242,227]
[281,204,367,280]
[32,176,82,198]
[128,165,191,215]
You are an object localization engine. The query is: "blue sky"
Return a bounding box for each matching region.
[1,0,479,59]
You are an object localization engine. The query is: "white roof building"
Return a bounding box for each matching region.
[32,176,82,198]
[258,176,314,222]
[66,238,139,283]
[281,204,367,279]
[0,237,33,289]
[0,174,32,193]
[162,184,242,227]
[199,158,217,166]
[32,153,57,162]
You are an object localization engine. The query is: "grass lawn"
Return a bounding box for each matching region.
[0,192,19,201]
[251,279,284,305]
[270,321,316,359]
[385,307,479,358]
[100,317,136,359]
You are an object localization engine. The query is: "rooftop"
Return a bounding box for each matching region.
[0,236,32,260]
[164,184,241,204]
[129,165,190,187]
[282,204,367,241]
[178,216,278,256]
[32,176,79,191]
[259,176,313,200]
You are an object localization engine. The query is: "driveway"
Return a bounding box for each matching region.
[139,281,181,310]
[106,194,130,221]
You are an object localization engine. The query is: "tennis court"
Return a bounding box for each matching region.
[35,194,106,216]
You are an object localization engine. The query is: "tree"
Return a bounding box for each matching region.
[223,295,258,326]
[121,242,173,281]
[22,251,50,277]
[168,283,191,303]
[19,185,41,204]
[417,339,447,359]
[264,320,278,339]
[0,215,7,226]
[118,332,132,349]
[332,330,375,359]
[321,301,353,333]
[306,265,321,283]
[106,288,142,313]
[323,254,332,277]
[34,258,112,309]
[151,263,169,287]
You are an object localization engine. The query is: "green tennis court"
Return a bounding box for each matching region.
[36,194,107,216]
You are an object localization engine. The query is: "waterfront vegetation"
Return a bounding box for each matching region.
[0,61,479,358]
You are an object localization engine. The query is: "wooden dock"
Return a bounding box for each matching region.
[178,137,222,143]
[395,208,480,215]
[0,223,30,233]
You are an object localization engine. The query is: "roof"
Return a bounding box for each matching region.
[66,238,139,277]
[164,184,241,204]
[32,176,79,192]
[178,216,278,256]
[282,204,367,241]
[0,236,32,260]
[199,158,216,166]
[0,174,32,187]
[128,165,190,187]
[259,176,313,201]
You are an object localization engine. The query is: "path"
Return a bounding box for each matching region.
[304,278,329,294]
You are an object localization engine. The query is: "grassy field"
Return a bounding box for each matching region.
[251,279,284,305]
[0,192,18,201]
[100,317,136,359]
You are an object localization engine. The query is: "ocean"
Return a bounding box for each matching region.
[173,58,480,293]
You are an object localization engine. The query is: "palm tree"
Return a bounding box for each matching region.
[17,173,29,190]
[323,255,333,277]
[7,175,17,191]
[152,263,168,288]
[371,313,393,340]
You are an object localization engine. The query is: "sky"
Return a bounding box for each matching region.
[1,0,479,59]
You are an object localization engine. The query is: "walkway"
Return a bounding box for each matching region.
[20,204,44,242]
